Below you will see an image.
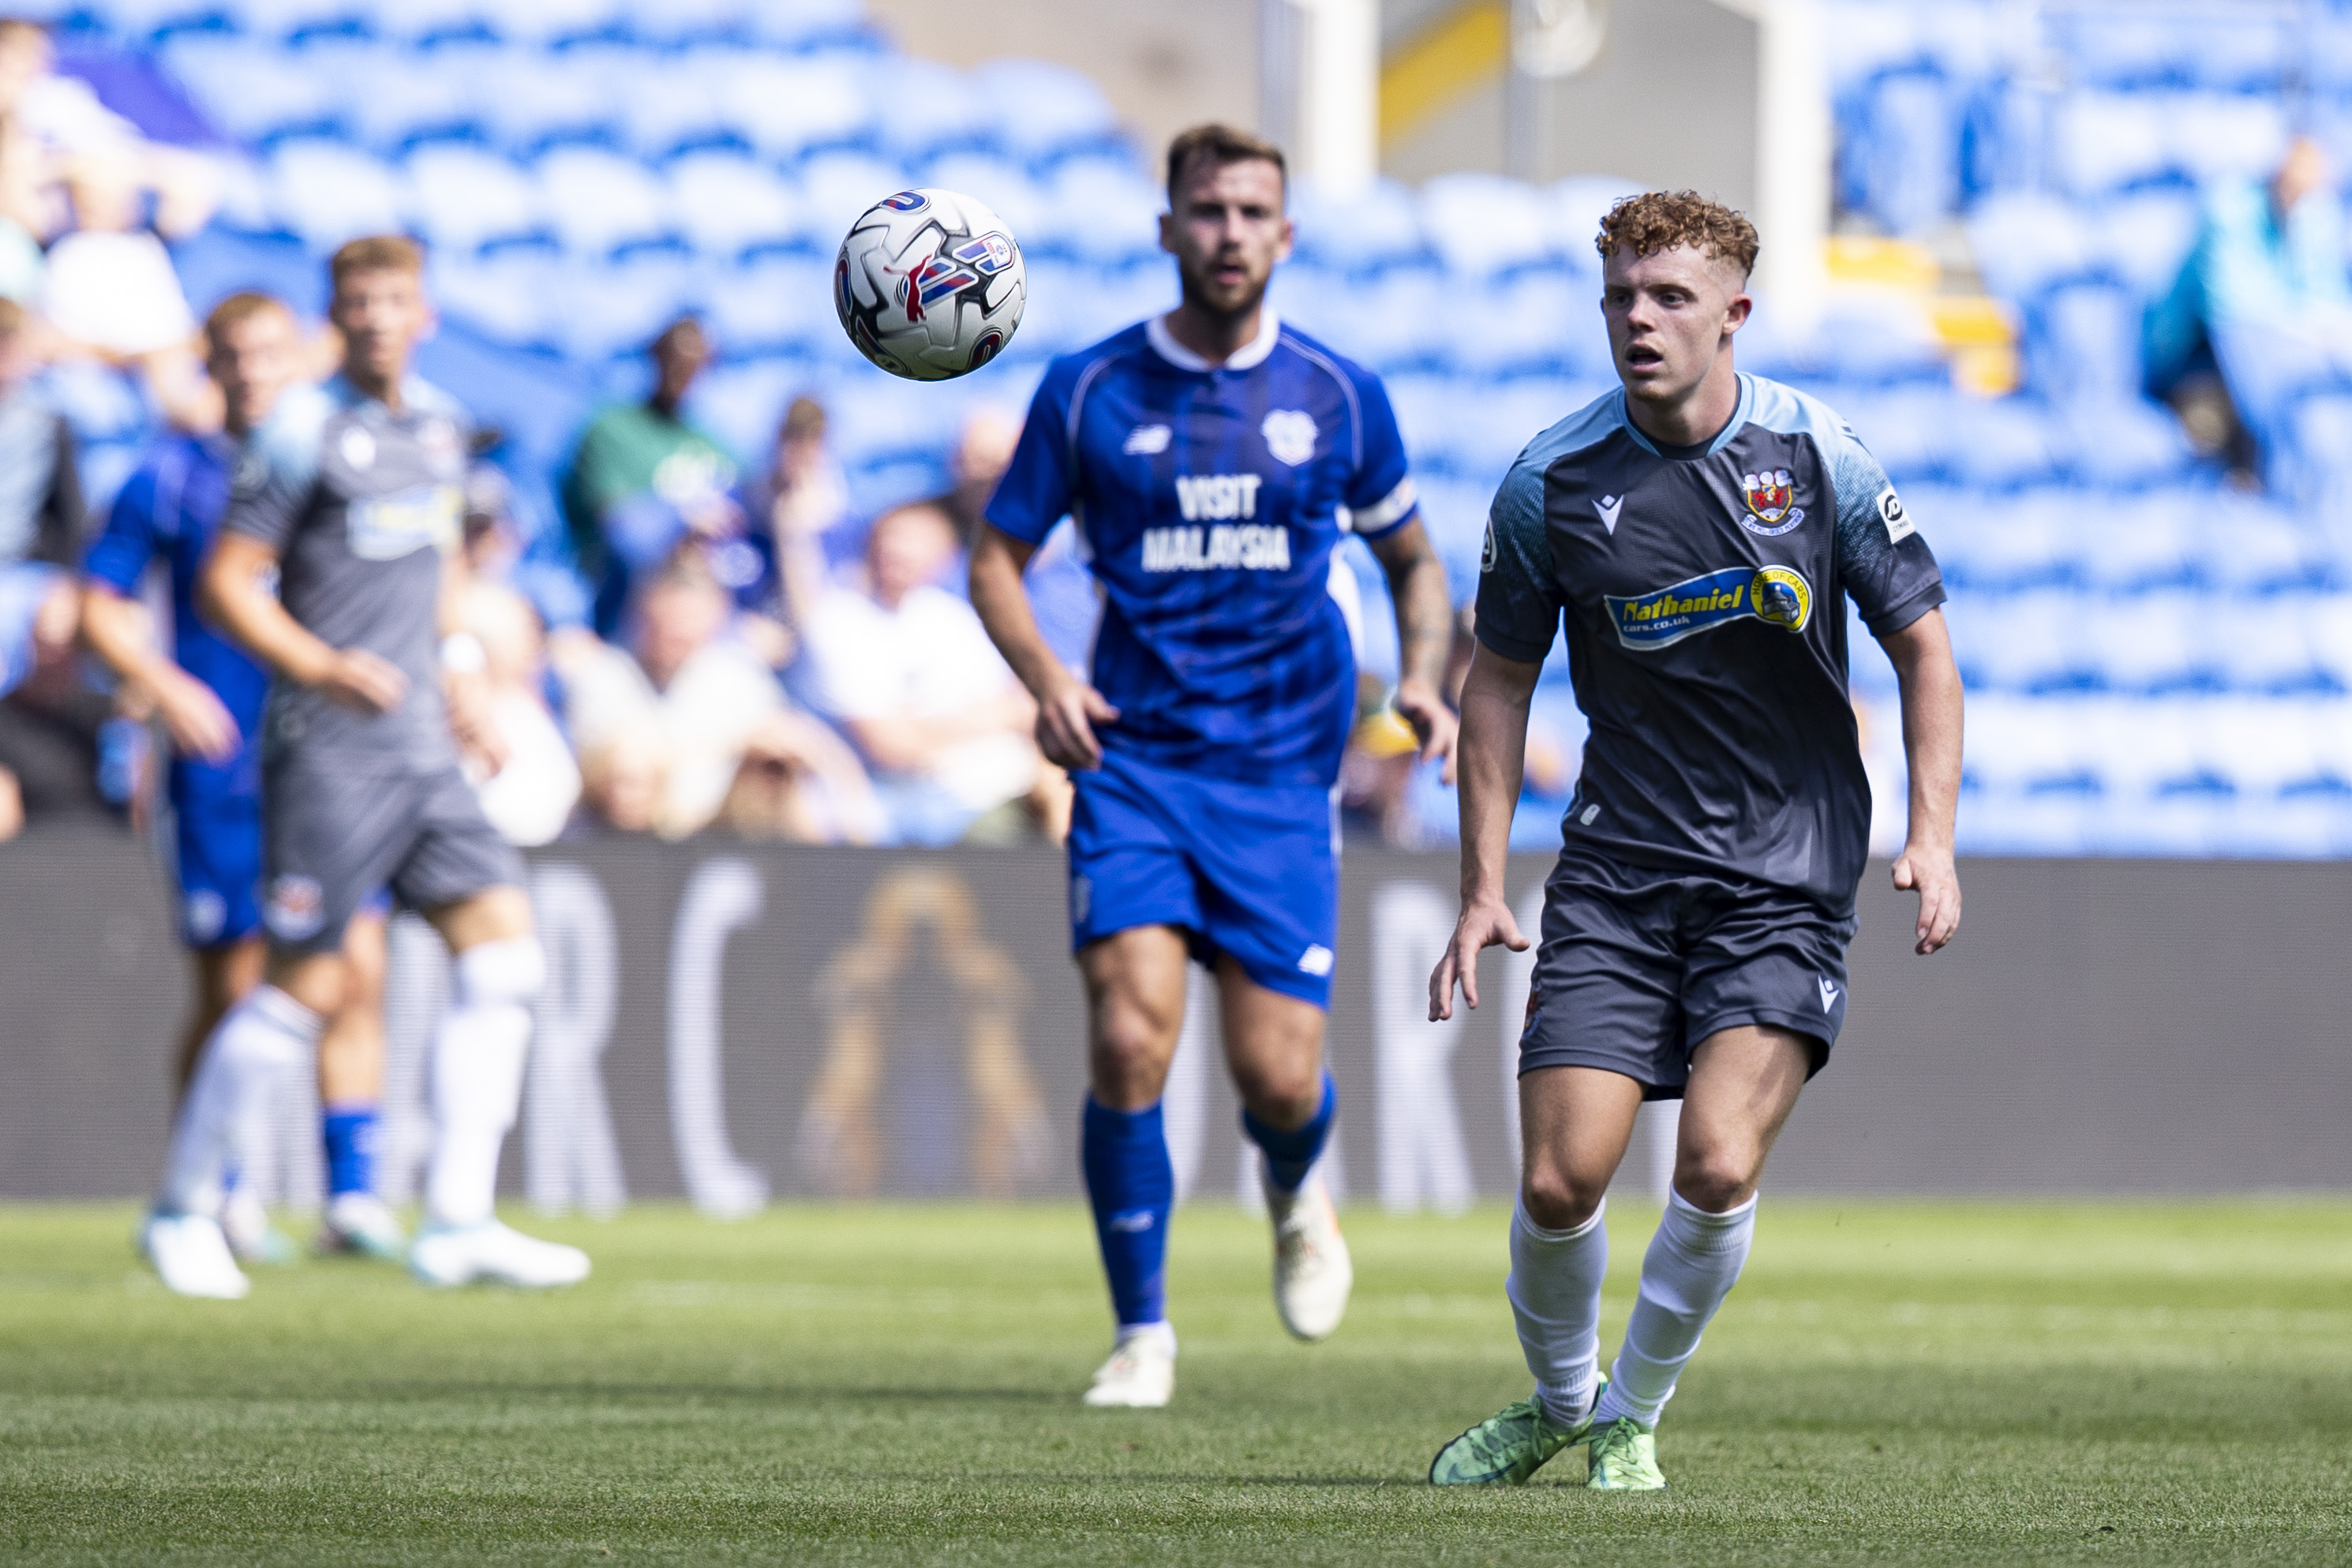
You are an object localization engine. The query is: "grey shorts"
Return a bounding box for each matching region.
[1519,844,1858,1099]
[260,755,523,954]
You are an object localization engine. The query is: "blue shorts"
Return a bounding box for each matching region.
[174,789,393,952]
[175,791,264,949]
[1066,748,1340,1009]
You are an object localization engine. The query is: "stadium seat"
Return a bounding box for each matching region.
[870,55,991,167]
[1439,270,1589,379]
[1942,589,2088,691]
[1418,173,1560,278]
[699,250,830,356]
[1289,178,1429,274]
[470,47,617,151]
[612,47,738,159]
[475,0,625,47]
[2204,595,2327,694]
[2049,92,2174,197]
[2073,492,2199,592]
[666,151,800,258]
[1965,191,2098,302]
[427,244,560,349]
[1843,69,1959,234]
[353,0,493,45]
[920,153,1047,253]
[1927,486,2078,592]
[268,138,406,253]
[2170,93,2290,188]
[2025,283,2142,406]
[1547,175,1646,272]
[974,58,1120,169]
[2080,592,2212,692]
[2058,398,2195,488]
[339,39,492,152]
[2090,190,2200,302]
[539,248,696,362]
[537,145,675,255]
[686,354,808,460]
[158,34,342,144]
[775,149,898,245]
[404,143,545,254]
[1038,156,1162,265]
[616,0,752,48]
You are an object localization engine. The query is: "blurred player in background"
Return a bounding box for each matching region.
[139,237,587,1300]
[83,292,403,1264]
[972,125,1458,1407]
[1425,193,1963,1491]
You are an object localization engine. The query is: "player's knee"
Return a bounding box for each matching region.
[1521,1165,1605,1231]
[1672,1146,1762,1214]
[1228,1054,1320,1125]
[451,936,545,1010]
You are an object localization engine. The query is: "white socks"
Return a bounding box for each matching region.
[159,986,323,1215]
[1592,1188,1758,1428]
[423,937,543,1229]
[1507,1198,1611,1427]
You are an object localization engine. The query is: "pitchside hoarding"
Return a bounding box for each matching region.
[2,829,2347,1203]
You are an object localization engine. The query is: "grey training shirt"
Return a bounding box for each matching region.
[223,376,471,773]
[1477,372,1946,913]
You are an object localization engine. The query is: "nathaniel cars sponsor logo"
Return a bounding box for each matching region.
[1605,565,1814,649]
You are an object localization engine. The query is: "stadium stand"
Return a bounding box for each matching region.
[13,0,2352,855]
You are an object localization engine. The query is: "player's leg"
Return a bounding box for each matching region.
[170,793,267,1096]
[316,903,405,1259]
[399,771,585,1289]
[1586,1024,1810,1490]
[1431,856,1683,1484]
[1073,922,1189,1406]
[178,937,264,1096]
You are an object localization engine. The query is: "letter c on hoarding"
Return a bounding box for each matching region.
[669,857,771,1218]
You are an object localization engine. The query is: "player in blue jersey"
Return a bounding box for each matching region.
[82,292,403,1265]
[972,124,1459,1407]
[1425,193,1964,1490]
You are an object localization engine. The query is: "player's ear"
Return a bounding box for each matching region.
[1275,211,1294,264]
[1721,282,1754,335]
[1158,208,1177,258]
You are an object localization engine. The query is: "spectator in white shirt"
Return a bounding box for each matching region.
[456,578,580,848]
[799,500,1052,845]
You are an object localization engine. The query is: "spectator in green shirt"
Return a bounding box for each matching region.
[560,315,758,637]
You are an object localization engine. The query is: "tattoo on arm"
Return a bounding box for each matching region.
[1376,526,1453,690]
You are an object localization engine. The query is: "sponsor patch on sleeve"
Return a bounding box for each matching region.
[1875,485,1915,544]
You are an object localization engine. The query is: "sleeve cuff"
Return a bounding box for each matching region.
[1346,476,1418,539]
[1474,619,1552,664]
[982,505,1057,545]
[1863,582,1946,638]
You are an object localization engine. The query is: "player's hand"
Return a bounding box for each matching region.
[1035,672,1118,772]
[444,667,509,776]
[316,648,409,714]
[1392,676,1460,784]
[1429,893,1530,1021]
[149,668,242,764]
[1892,842,1961,955]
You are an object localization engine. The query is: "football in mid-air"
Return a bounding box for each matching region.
[834,188,1025,380]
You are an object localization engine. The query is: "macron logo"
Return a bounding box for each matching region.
[1597,495,1623,535]
[1818,978,1841,1012]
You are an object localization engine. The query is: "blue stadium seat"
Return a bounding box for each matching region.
[791,150,903,249]
[475,0,624,47]
[537,145,675,255]
[2060,397,2195,488]
[403,143,545,254]
[974,58,1119,169]
[1959,691,2100,792]
[1289,178,1429,274]
[666,151,800,258]
[611,45,740,159]
[427,244,560,349]
[1037,156,1161,265]
[159,34,341,143]
[338,39,492,151]
[1419,173,1560,278]
[616,0,751,48]
[1842,69,1959,234]
[2081,592,2213,692]
[1547,175,1646,275]
[700,251,828,356]
[2050,9,2289,92]
[2024,282,2141,405]
[1943,589,2088,691]
[2196,496,2327,595]
[686,354,807,462]
[268,138,406,253]
[540,248,695,362]
[1309,267,1448,376]
[2205,595,2328,694]
[919,153,1047,249]
[2090,190,2200,303]
[870,55,991,166]
[1943,396,2062,488]
[1925,485,2079,592]
[353,0,492,44]
[1965,192,2097,302]
[470,47,617,151]
[2049,92,2174,198]
[1440,270,1589,380]
[2168,93,2290,189]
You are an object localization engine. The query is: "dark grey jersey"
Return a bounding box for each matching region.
[223,375,471,772]
[1477,373,1946,912]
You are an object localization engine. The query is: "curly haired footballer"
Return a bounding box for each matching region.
[1595,191,1760,278]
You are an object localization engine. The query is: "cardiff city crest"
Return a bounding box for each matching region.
[1739,468,1804,537]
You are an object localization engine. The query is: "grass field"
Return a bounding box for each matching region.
[2,1199,2347,1566]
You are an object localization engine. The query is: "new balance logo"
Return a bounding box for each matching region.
[1818,978,1841,1012]
[1297,944,1335,977]
[1597,494,1623,534]
[1107,1211,1156,1233]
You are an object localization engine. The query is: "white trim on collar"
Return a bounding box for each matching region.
[1146,309,1283,372]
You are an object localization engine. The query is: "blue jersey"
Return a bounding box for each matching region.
[83,433,271,804]
[988,312,1420,788]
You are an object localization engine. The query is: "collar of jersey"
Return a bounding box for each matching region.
[1145,309,1282,373]
[1614,372,1756,460]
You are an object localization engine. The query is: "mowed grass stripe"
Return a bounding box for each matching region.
[1,1201,2346,1566]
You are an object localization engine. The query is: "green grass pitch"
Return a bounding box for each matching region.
[2,1199,2347,1565]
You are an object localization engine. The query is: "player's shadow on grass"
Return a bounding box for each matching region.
[379,1379,1064,1405]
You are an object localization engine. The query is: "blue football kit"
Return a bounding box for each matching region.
[1478,374,1947,1096]
[988,311,1420,1009]
[991,309,1415,1338]
[84,434,273,949]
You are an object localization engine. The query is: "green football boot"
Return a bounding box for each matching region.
[1584,1415,1665,1491]
[1427,1375,1606,1486]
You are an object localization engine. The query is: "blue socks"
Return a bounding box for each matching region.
[1080,1097,1174,1328]
[1242,1069,1338,1195]
[321,1103,380,1199]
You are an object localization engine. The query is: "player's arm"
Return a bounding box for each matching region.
[199,532,407,713]
[969,521,1118,771]
[1363,518,1459,781]
[437,543,507,773]
[81,583,241,763]
[1878,605,1962,955]
[1429,642,1540,1020]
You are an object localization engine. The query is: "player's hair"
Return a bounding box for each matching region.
[778,395,826,445]
[328,234,425,288]
[0,296,22,338]
[0,17,49,47]
[650,313,706,360]
[1595,191,1760,279]
[203,290,291,348]
[1166,123,1286,204]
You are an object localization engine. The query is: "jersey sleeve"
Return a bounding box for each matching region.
[1822,423,1946,636]
[983,367,1078,546]
[1471,455,1561,663]
[221,419,320,552]
[1343,367,1418,541]
[82,461,159,594]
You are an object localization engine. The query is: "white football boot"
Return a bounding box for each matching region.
[219,1186,297,1266]
[408,1219,590,1289]
[1082,1323,1177,1408]
[1267,1169,1353,1342]
[140,1210,250,1300]
[318,1192,408,1261]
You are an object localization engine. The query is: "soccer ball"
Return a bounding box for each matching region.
[834,189,1026,381]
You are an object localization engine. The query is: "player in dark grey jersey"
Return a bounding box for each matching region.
[1425,193,1962,1491]
[140,237,588,1298]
